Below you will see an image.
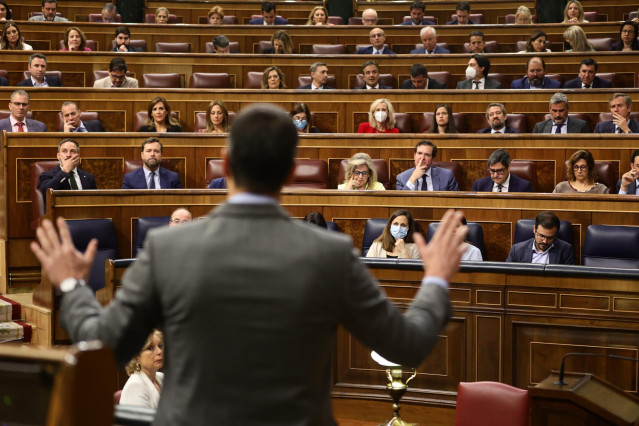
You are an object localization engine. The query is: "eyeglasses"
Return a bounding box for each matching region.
[622,29,635,34]
[535,232,556,242]
[11,102,28,107]
[370,33,384,38]
[573,165,588,171]
[488,168,506,175]
[353,171,369,177]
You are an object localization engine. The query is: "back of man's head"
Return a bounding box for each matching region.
[228,104,298,194]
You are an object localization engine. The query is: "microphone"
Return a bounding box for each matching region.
[555,352,639,386]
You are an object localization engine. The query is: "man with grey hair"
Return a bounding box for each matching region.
[60,101,105,132]
[212,35,231,54]
[533,93,590,133]
[298,62,334,89]
[472,148,533,192]
[99,3,118,23]
[29,0,69,21]
[361,8,378,25]
[477,103,520,133]
[594,93,639,134]
[0,90,48,132]
[411,26,450,54]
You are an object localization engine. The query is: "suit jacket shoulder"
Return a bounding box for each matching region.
[472,176,493,192]
[428,79,447,89]
[26,118,48,132]
[533,119,552,134]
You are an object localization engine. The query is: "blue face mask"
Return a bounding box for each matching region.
[390,225,408,240]
[293,119,307,130]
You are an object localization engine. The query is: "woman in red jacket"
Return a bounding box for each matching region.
[357,98,400,133]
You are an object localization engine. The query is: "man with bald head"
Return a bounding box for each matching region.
[410,26,450,54]
[356,28,396,55]
[169,208,192,226]
[511,57,562,89]
[361,8,378,25]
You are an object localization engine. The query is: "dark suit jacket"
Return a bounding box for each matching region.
[400,19,436,25]
[39,165,97,209]
[111,45,143,52]
[616,178,638,194]
[563,76,612,89]
[506,237,576,265]
[510,76,561,89]
[355,46,396,55]
[208,177,227,189]
[477,127,520,133]
[400,78,447,89]
[0,118,48,132]
[593,120,639,134]
[17,76,63,87]
[0,76,7,86]
[445,18,476,25]
[355,84,393,90]
[409,45,450,54]
[75,120,105,132]
[297,84,335,90]
[122,167,181,189]
[471,174,533,192]
[138,125,182,132]
[532,118,591,134]
[456,78,502,89]
[248,16,289,25]
[60,202,451,425]
[396,166,459,191]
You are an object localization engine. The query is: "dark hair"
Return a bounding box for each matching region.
[58,137,79,153]
[631,149,639,164]
[487,149,511,168]
[115,25,130,38]
[1,21,25,50]
[567,149,597,183]
[213,34,229,49]
[616,21,639,51]
[141,136,162,152]
[410,1,425,12]
[527,56,545,70]
[361,60,378,74]
[228,104,298,194]
[0,1,12,20]
[579,58,597,71]
[261,1,276,13]
[535,211,560,231]
[64,26,87,51]
[414,140,437,158]
[304,212,327,228]
[376,209,417,252]
[28,52,47,65]
[42,0,57,6]
[526,30,547,52]
[455,1,471,12]
[290,102,312,133]
[609,92,632,109]
[469,30,484,40]
[145,97,180,128]
[409,63,428,78]
[109,57,127,72]
[472,54,490,75]
[430,104,457,134]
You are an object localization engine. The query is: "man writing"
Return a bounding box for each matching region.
[31,104,467,425]
[396,140,459,191]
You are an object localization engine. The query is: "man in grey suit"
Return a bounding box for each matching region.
[456,54,501,89]
[0,90,48,132]
[28,0,69,21]
[396,140,459,191]
[533,93,591,134]
[31,104,467,426]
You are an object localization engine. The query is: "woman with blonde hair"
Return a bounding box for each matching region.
[207,6,224,25]
[120,330,164,408]
[564,25,594,52]
[307,6,333,26]
[366,209,420,259]
[261,66,287,89]
[201,100,229,133]
[514,5,532,24]
[553,150,609,194]
[155,7,170,24]
[139,97,182,132]
[338,153,385,190]
[60,27,91,51]
[563,1,588,24]
[357,98,399,133]
[264,30,293,54]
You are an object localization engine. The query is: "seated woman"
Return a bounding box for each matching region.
[564,25,594,52]
[366,209,419,259]
[139,97,182,132]
[261,66,287,89]
[458,217,482,261]
[263,30,293,54]
[207,6,224,25]
[0,0,12,21]
[200,100,229,133]
[553,149,609,194]
[155,7,170,24]
[513,5,532,24]
[338,153,385,190]
[358,98,399,134]
[429,104,457,134]
[120,330,164,408]
[612,21,639,51]
[60,27,91,51]
[307,6,333,26]
[1,21,32,50]
[563,0,588,24]
[290,102,319,133]
[519,30,551,53]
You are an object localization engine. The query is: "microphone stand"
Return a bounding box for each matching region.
[555,352,639,386]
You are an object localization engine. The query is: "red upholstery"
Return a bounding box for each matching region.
[58,39,96,50]
[198,15,238,24]
[328,16,343,25]
[124,160,177,175]
[562,160,617,194]
[22,70,62,84]
[205,159,225,187]
[420,112,467,133]
[598,111,639,122]
[394,113,411,133]
[337,159,390,189]
[450,13,484,24]
[297,75,337,89]
[250,14,285,22]
[583,11,598,22]
[134,111,180,131]
[487,73,504,86]
[414,42,450,51]
[480,113,527,133]
[504,14,537,23]
[204,41,240,53]
[284,159,329,189]
[257,40,272,53]
[462,40,500,53]
[433,161,462,186]
[244,72,265,89]
[402,15,437,24]
[31,161,59,229]
[141,73,181,88]
[348,17,363,25]
[455,381,529,426]
[355,73,396,89]
[155,42,191,53]
[144,13,180,24]
[91,70,134,86]
[428,71,452,88]
[88,13,122,22]
[311,44,346,54]
[588,37,614,51]
[55,111,100,131]
[596,73,616,87]
[194,111,236,132]
[545,74,563,84]
[189,73,231,88]
[110,39,147,51]
[114,390,122,404]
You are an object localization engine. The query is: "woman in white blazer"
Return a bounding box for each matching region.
[120,330,164,408]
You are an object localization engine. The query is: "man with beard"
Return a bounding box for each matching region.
[511,57,562,89]
[477,103,520,133]
[533,93,590,133]
[122,137,181,189]
[456,54,500,89]
[506,211,576,264]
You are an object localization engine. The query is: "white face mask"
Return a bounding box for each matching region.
[465,66,477,80]
[374,110,388,123]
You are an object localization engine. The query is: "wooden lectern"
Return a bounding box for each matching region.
[529,372,639,426]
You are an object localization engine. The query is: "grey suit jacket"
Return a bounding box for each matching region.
[93,76,139,88]
[61,202,450,425]
[532,118,591,134]
[0,118,48,132]
[28,15,69,21]
[456,78,502,89]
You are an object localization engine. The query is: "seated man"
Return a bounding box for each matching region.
[298,62,334,90]
[0,90,48,132]
[361,8,378,25]
[400,1,435,25]
[29,0,69,21]
[122,137,182,189]
[112,26,143,52]
[506,211,576,265]
[93,57,139,88]
[456,54,500,89]
[594,93,639,134]
[396,140,458,191]
[446,1,475,25]
[355,61,392,89]
[208,177,227,189]
[0,76,8,86]
[212,35,232,54]
[410,27,450,54]
[468,30,486,53]
[533,92,590,133]
[472,148,533,192]
[511,57,562,89]
[98,3,118,23]
[169,207,192,226]
[564,58,612,89]
[248,2,288,25]
[17,53,62,87]
[617,149,639,195]
[477,103,520,133]
[356,28,395,55]
[401,63,447,89]
[60,101,105,132]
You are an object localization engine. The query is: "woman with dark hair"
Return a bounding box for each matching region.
[612,21,639,51]
[553,149,609,194]
[520,30,550,53]
[261,66,287,89]
[0,0,12,21]
[290,102,319,133]
[60,27,91,51]
[429,104,457,134]
[201,100,229,133]
[458,217,482,261]
[120,330,164,408]
[139,97,182,132]
[366,209,420,259]
[1,21,32,50]
[304,212,328,228]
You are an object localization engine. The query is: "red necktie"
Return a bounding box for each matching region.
[16,122,24,132]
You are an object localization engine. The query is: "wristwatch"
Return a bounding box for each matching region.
[60,278,86,293]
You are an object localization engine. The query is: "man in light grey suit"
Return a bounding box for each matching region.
[28,0,69,21]
[396,140,459,191]
[93,57,139,88]
[0,90,48,132]
[31,104,467,425]
[533,92,591,134]
[456,54,501,89]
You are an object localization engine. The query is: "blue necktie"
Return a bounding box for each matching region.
[149,171,156,189]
